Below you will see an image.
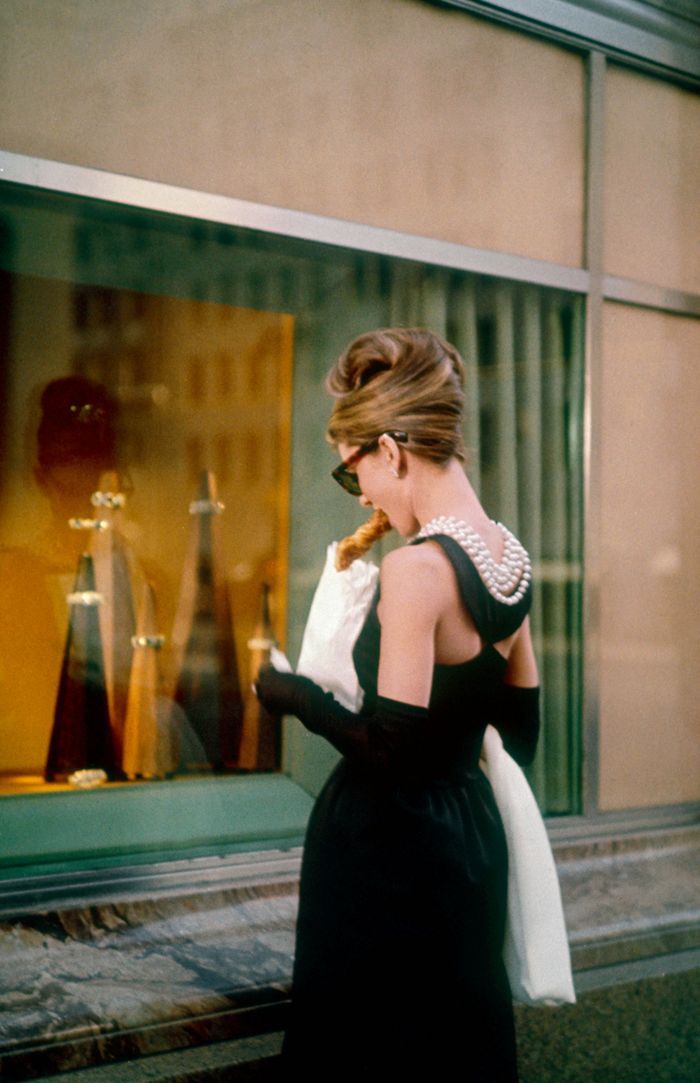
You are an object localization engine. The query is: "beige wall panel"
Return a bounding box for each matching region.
[599,303,700,809]
[605,66,700,293]
[0,0,584,266]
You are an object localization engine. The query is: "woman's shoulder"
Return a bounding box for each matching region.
[381,538,453,572]
[380,541,455,607]
[376,544,452,647]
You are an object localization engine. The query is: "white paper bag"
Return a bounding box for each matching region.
[481,724,576,1006]
[296,542,379,711]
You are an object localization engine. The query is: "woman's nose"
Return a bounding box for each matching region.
[359,494,372,508]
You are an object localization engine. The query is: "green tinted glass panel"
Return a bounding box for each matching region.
[0,181,583,878]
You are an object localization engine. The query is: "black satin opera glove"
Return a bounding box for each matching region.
[255,665,428,773]
[491,683,540,767]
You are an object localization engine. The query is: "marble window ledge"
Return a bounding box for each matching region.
[0,867,297,1080]
[0,826,698,1080]
[555,823,700,970]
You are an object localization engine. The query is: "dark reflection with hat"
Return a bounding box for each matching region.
[34,376,122,541]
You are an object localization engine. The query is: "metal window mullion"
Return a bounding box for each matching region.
[567,296,586,814]
[602,276,700,317]
[582,50,607,817]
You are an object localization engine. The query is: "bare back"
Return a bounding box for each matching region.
[376,538,537,707]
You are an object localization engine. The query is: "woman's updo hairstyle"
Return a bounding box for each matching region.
[326,327,466,463]
[327,328,467,569]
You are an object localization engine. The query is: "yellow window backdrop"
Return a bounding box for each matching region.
[0,270,292,787]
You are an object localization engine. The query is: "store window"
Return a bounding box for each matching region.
[0,180,584,874]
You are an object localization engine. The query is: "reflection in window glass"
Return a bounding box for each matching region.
[0,184,583,813]
[0,262,292,788]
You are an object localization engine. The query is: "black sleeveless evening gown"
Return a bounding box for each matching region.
[282,535,532,1080]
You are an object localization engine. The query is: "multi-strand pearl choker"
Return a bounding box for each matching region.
[415,515,531,606]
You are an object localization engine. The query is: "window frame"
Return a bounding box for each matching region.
[0,144,698,890]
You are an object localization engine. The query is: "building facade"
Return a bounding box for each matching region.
[0,1,698,1079]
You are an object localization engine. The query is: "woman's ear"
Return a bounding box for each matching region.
[378,433,404,475]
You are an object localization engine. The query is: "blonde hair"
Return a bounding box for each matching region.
[328,328,467,566]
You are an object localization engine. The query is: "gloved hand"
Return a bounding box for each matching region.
[492,684,540,766]
[255,665,320,721]
[255,664,428,773]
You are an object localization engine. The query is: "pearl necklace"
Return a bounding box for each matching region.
[415,515,532,606]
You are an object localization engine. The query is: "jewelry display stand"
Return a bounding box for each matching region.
[44,552,119,782]
[123,582,176,779]
[88,471,138,767]
[170,471,244,771]
[239,583,280,770]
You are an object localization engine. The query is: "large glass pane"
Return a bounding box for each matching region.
[0,0,585,267]
[469,282,584,813]
[604,66,700,293]
[0,182,584,838]
[600,303,700,809]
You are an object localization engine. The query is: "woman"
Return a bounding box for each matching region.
[256,328,540,1080]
